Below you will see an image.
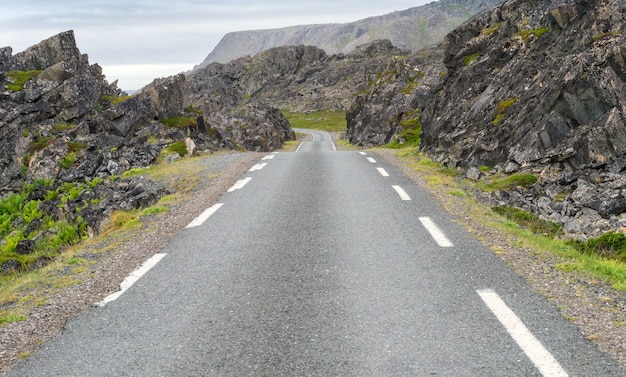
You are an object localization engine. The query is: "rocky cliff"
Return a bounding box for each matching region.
[187,40,410,112]
[0,30,294,268]
[347,0,626,239]
[198,0,504,66]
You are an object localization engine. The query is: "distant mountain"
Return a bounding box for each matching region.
[197,0,503,67]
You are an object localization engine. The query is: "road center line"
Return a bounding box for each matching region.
[377,167,390,177]
[367,157,377,163]
[228,177,252,192]
[477,289,568,377]
[96,253,167,307]
[248,163,267,171]
[392,185,411,201]
[186,203,224,228]
[261,154,275,160]
[418,216,453,247]
[358,152,367,155]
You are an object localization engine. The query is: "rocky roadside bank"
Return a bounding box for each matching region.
[0,151,260,375]
[374,148,626,371]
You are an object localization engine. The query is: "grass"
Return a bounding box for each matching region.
[281,110,346,132]
[493,97,517,125]
[386,148,626,292]
[167,140,188,157]
[463,52,481,66]
[161,116,197,129]
[514,27,551,43]
[385,110,421,149]
[101,95,133,106]
[5,70,42,92]
[483,173,537,190]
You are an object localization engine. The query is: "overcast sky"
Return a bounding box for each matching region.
[1,1,430,91]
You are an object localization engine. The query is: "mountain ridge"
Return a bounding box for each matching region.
[197,0,503,67]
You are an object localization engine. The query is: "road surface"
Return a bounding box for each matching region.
[6,130,624,376]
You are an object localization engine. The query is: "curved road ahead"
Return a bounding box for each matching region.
[7,130,625,376]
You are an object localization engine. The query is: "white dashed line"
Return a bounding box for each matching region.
[418,216,453,247]
[377,167,389,177]
[359,152,367,155]
[366,157,377,163]
[186,203,224,228]
[96,253,167,307]
[295,142,304,152]
[261,154,276,160]
[248,163,267,172]
[392,185,411,201]
[477,289,568,377]
[228,177,252,192]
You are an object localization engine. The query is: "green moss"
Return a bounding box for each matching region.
[167,140,188,157]
[161,116,197,129]
[590,32,620,44]
[514,27,551,43]
[493,97,517,125]
[483,22,502,35]
[30,136,55,152]
[463,52,481,66]
[568,233,626,262]
[385,110,422,149]
[5,70,42,92]
[492,206,563,237]
[102,95,133,105]
[485,173,537,190]
[67,141,88,153]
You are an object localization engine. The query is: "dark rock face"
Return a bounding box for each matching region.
[346,0,626,238]
[187,40,411,113]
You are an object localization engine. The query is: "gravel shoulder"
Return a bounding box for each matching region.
[373,148,626,372]
[0,151,261,375]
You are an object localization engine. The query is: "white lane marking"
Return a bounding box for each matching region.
[248,163,267,172]
[418,216,453,247]
[186,203,224,228]
[377,167,390,177]
[228,177,252,192]
[295,142,303,153]
[262,154,275,160]
[392,185,411,201]
[359,152,367,155]
[477,289,568,377]
[331,141,337,151]
[367,157,377,163]
[96,253,167,307]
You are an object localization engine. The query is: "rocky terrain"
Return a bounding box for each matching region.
[198,0,504,66]
[0,30,293,272]
[347,0,626,240]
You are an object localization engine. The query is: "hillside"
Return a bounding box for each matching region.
[197,0,503,66]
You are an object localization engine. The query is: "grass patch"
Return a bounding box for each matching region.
[463,52,481,66]
[0,312,28,325]
[102,95,133,106]
[484,173,537,190]
[483,22,502,35]
[568,233,626,262]
[514,27,551,43]
[282,110,346,132]
[5,70,42,91]
[493,97,517,125]
[492,206,563,237]
[167,140,188,157]
[385,110,421,149]
[161,116,197,129]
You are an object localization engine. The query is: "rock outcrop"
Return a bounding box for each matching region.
[0,30,295,252]
[346,0,626,239]
[198,0,504,66]
[188,40,411,112]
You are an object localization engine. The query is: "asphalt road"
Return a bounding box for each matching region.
[6,130,625,376]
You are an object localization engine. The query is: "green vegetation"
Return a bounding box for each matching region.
[0,312,28,324]
[514,27,551,43]
[29,136,55,152]
[493,97,517,125]
[4,70,42,92]
[51,122,76,133]
[463,52,481,66]
[60,152,77,169]
[67,141,88,153]
[161,116,197,129]
[400,70,425,95]
[167,140,188,157]
[0,179,98,274]
[281,110,347,133]
[484,173,537,190]
[483,22,502,35]
[590,32,621,44]
[492,206,563,237]
[385,148,626,292]
[101,95,133,106]
[568,233,626,262]
[385,109,421,149]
